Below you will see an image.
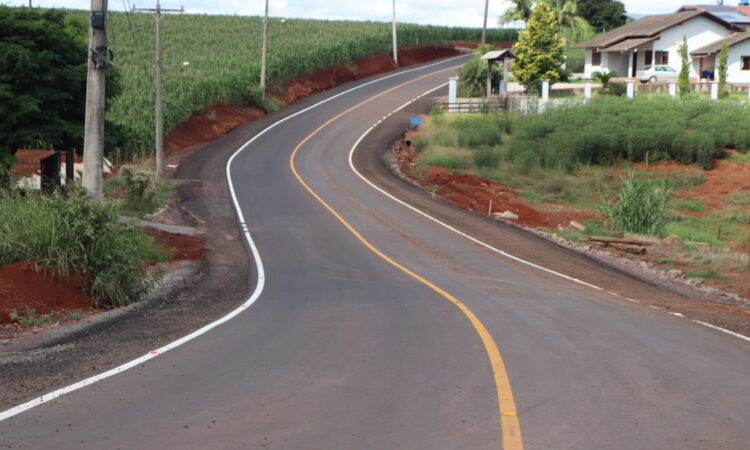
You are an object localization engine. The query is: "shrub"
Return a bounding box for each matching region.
[452,115,502,148]
[598,174,671,235]
[422,154,467,169]
[121,167,158,213]
[474,145,502,168]
[0,187,162,307]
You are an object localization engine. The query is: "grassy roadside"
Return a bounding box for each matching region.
[408,99,750,297]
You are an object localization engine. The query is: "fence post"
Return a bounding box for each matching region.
[448,76,458,112]
[584,78,592,100]
[711,81,718,100]
[541,79,550,101]
[668,81,677,99]
[626,79,634,99]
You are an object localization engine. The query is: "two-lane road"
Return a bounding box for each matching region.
[2,56,749,449]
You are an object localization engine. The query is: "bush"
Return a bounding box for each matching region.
[598,174,671,235]
[474,145,502,168]
[121,167,158,213]
[0,187,162,307]
[452,115,502,148]
[422,154,467,169]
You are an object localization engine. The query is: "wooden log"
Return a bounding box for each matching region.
[588,236,657,246]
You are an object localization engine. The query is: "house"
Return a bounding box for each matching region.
[11,150,112,190]
[577,9,750,82]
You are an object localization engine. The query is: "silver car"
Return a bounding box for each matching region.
[637,65,678,83]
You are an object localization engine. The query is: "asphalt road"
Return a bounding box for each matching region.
[2,56,750,449]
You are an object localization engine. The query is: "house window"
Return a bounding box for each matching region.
[592,51,601,66]
[654,51,669,65]
[742,56,750,71]
[645,50,653,66]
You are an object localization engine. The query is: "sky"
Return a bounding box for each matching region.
[1,1,698,27]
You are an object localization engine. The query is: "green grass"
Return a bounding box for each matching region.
[0,187,164,307]
[57,9,517,160]
[671,198,707,212]
[729,151,750,164]
[683,269,729,280]
[726,190,750,205]
[11,307,85,327]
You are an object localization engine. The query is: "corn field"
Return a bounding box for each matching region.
[70,11,516,160]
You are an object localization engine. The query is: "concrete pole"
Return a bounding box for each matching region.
[448,76,458,112]
[82,0,108,201]
[481,0,489,44]
[626,79,634,98]
[669,81,677,99]
[584,78,592,100]
[260,0,269,100]
[392,0,398,65]
[154,0,164,183]
[541,79,550,100]
[710,81,719,100]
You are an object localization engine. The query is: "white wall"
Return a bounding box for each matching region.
[655,16,731,78]
[726,39,750,83]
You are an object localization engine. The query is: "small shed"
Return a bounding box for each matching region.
[11,150,112,190]
[480,48,515,98]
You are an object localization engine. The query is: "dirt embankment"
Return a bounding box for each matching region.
[163,45,467,158]
[395,134,597,229]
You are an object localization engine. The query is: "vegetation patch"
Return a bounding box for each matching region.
[0,187,164,307]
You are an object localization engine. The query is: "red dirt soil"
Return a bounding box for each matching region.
[395,139,596,228]
[144,227,206,261]
[0,263,93,324]
[0,228,205,325]
[164,45,468,156]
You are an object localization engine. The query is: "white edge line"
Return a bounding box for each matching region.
[0,55,469,423]
[692,320,750,343]
[347,83,750,345]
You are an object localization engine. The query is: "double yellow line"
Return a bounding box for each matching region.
[288,66,523,449]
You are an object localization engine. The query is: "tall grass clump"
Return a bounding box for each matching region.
[0,187,163,307]
[502,97,749,172]
[598,174,671,235]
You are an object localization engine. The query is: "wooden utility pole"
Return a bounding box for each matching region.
[133,1,183,183]
[83,0,111,201]
[260,0,269,100]
[392,0,398,64]
[482,0,489,44]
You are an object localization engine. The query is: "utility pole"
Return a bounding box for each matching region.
[83,0,111,201]
[28,0,32,8]
[260,0,269,100]
[392,0,398,65]
[133,2,183,183]
[482,0,489,44]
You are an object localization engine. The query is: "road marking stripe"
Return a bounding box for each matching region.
[0,55,469,423]
[289,68,523,450]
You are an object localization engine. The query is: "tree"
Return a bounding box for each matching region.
[512,2,565,93]
[679,35,691,97]
[458,44,503,97]
[718,40,729,99]
[0,7,86,157]
[501,0,535,26]
[577,0,626,32]
[542,0,594,43]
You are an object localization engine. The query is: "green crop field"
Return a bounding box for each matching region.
[64,10,516,160]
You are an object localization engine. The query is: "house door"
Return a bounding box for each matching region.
[632,52,638,77]
[699,55,716,80]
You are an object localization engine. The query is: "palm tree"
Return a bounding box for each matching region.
[500,0,535,26]
[542,0,594,43]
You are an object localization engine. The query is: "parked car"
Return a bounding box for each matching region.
[636,65,678,83]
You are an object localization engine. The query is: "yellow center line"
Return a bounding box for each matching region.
[288,65,523,450]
